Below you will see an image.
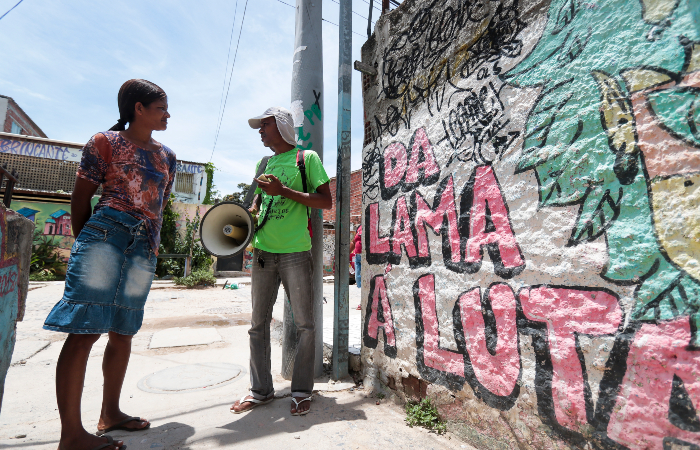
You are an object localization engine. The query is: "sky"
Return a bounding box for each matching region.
[0,0,386,196]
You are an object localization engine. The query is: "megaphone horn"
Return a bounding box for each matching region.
[200,201,254,258]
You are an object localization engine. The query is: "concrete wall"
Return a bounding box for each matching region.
[359,0,700,449]
[0,206,34,412]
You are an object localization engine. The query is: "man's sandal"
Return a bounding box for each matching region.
[291,396,312,416]
[230,395,275,414]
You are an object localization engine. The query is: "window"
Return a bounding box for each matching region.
[175,172,195,194]
[11,120,22,135]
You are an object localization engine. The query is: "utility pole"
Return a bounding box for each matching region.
[333,0,352,380]
[283,0,325,379]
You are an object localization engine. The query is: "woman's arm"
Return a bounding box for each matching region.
[71,176,99,237]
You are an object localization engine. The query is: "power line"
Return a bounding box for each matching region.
[0,0,24,21]
[273,0,367,38]
[327,0,375,26]
[211,0,240,158]
[209,0,250,162]
[358,0,382,14]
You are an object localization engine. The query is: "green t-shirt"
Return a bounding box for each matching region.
[253,148,330,253]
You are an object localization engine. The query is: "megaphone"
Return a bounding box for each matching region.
[199,201,255,257]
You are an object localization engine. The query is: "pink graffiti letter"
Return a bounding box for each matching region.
[368,203,390,255]
[608,318,700,449]
[464,165,524,277]
[459,284,520,396]
[405,128,440,185]
[382,142,407,190]
[414,177,460,262]
[520,286,622,431]
[392,196,417,258]
[416,274,465,377]
[365,275,396,347]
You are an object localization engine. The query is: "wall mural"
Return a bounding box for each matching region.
[361,0,700,449]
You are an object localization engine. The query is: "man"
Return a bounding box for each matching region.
[231,107,332,416]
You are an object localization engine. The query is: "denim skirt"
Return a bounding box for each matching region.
[43,207,157,335]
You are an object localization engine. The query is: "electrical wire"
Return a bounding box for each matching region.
[211,0,240,158]
[328,0,375,26]
[0,0,24,21]
[209,0,250,162]
[273,0,366,38]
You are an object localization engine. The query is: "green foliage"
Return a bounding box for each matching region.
[29,269,58,281]
[160,194,179,252]
[174,269,216,288]
[30,230,63,277]
[222,183,251,204]
[202,162,218,205]
[156,206,213,278]
[405,398,446,434]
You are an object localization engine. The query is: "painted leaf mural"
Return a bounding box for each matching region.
[503,0,700,339]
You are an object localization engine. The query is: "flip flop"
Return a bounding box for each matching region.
[96,416,150,436]
[230,394,275,414]
[90,434,127,450]
[291,396,312,416]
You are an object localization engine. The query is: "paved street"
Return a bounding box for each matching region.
[0,279,468,450]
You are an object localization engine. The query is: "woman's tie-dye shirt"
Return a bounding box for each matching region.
[77,131,177,255]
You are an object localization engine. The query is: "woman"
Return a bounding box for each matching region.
[43,79,176,450]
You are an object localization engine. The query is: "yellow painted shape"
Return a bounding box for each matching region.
[640,0,680,24]
[592,71,639,155]
[651,174,700,281]
[621,68,672,93]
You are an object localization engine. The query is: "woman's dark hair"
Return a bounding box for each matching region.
[109,79,167,131]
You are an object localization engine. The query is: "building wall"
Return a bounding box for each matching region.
[0,206,33,412]
[0,134,207,204]
[360,1,700,449]
[323,169,364,228]
[0,96,47,138]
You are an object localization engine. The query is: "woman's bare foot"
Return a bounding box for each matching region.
[97,411,150,433]
[58,432,123,450]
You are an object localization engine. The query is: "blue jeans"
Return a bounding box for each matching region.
[44,207,156,335]
[249,249,315,398]
[355,254,362,289]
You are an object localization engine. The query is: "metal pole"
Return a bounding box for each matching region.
[367,0,373,37]
[283,0,325,379]
[333,0,352,380]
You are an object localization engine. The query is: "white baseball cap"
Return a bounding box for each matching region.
[248,106,297,146]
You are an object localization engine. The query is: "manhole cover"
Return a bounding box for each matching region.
[137,363,244,394]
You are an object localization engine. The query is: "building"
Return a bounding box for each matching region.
[43,209,71,236]
[0,95,47,138]
[320,169,363,275]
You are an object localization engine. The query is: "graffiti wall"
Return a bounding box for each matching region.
[360,0,700,448]
[13,200,204,262]
[14,199,99,260]
[0,206,33,412]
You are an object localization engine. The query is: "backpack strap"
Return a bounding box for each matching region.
[243,156,270,208]
[296,149,310,220]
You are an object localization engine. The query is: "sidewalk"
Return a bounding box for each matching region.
[0,281,468,449]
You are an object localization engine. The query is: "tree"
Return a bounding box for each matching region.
[223,183,251,204]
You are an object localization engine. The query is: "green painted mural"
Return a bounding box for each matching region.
[504,0,700,342]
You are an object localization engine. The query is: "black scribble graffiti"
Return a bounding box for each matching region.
[438,81,521,166]
[376,0,525,139]
[362,141,382,202]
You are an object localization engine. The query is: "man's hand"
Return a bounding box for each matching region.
[256,174,285,196]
